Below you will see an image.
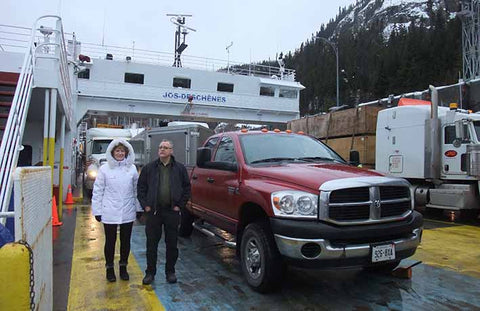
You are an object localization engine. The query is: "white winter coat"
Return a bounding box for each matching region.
[91,139,142,224]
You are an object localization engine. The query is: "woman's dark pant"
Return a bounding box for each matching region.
[145,210,180,276]
[103,222,134,268]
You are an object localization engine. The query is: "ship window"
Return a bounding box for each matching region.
[124,73,144,84]
[173,77,191,89]
[78,68,90,79]
[260,86,275,97]
[279,88,297,99]
[217,83,234,92]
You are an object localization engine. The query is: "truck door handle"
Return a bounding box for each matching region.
[192,174,198,180]
[207,177,215,183]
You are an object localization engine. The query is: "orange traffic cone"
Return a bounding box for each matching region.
[52,196,63,226]
[64,184,74,204]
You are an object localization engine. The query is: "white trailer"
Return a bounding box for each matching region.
[376,88,480,211]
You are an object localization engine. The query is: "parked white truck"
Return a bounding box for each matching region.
[84,127,143,195]
[376,86,480,211]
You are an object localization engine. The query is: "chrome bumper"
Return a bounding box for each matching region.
[274,228,422,261]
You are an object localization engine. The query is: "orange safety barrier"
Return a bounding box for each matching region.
[64,184,74,204]
[52,196,63,226]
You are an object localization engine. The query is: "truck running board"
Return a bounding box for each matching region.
[192,222,236,248]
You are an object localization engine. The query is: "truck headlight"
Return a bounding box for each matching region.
[271,191,318,218]
[87,170,97,178]
[86,163,98,179]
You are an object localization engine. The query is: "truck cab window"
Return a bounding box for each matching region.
[444,125,470,144]
[92,140,112,154]
[214,137,236,163]
[473,121,480,142]
[205,137,219,150]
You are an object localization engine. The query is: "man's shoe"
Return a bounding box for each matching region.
[119,266,129,281]
[142,274,155,285]
[106,268,116,282]
[166,273,177,284]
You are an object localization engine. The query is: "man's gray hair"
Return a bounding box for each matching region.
[159,139,173,149]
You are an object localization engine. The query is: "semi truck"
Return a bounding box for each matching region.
[375,86,480,211]
[83,127,143,195]
[179,129,423,292]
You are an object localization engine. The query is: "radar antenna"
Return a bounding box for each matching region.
[167,14,196,67]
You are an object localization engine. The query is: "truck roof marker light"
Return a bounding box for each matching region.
[261,128,268,133]
[297,131,305,135]
[286,130,292,134]
[445,150,457,157]
[274,129,281,133]
[241,128,248,133]
[449,103,458,110]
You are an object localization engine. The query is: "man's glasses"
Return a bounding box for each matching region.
[159,146,172,150]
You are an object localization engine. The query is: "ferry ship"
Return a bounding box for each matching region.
[0,14,305,309]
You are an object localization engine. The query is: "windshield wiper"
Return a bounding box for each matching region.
[250,157,297,164]
[296,156,336,162]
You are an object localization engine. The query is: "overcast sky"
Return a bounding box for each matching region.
[2,0,356,63]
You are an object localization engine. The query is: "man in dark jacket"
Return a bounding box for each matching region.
[137,139,191,285]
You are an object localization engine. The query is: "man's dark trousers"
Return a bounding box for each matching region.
[145,209,181,276]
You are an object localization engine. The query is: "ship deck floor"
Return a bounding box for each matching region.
[53,204,480,311]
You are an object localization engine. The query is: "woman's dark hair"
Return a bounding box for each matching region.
[111,143,129,158]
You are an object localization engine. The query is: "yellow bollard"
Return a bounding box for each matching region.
[0,243,31,310]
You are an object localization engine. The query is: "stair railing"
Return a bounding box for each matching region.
[0,16,72,223]
[0,31,34,222]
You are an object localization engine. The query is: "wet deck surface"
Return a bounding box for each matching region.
[53,205,480,311]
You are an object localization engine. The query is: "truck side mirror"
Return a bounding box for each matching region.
[349,150,360,166]
[197,147,211,167]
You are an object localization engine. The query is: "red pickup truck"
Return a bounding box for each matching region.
[180,130,423,292]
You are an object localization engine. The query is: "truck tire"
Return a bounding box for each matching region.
[365,260,401,273]
[178,208,194,237]
[240,222,284,293]
[85,188,92,198]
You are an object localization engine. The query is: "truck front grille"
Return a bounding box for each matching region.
[326,186,411,224]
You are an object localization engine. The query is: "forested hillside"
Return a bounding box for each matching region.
[280,0,462,116]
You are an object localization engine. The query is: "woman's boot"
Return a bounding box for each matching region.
[119,265,129,281]
[106,267,116,282]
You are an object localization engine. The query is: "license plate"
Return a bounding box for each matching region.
[371,243,396,263]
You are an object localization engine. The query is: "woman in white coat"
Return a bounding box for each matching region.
[91,138,141,282]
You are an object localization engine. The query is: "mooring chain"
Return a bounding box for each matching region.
[18,240,35,311]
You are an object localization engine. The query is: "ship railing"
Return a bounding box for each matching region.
[78,42,297,81]
[32,17,74,124]
[1,23,297,81]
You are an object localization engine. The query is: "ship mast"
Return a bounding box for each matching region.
[167,14,196,67]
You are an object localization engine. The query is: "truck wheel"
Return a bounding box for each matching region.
[241,222,284,293]
[178,208,194,237]
[365,260,401,273]
[84,188,92,198]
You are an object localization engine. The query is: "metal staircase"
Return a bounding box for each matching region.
[0,16,73,223]
[0,73,19,143]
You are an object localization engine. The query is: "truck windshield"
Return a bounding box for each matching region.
[473,121,480,142]
[239,134,345,165]
[92,140,112,154]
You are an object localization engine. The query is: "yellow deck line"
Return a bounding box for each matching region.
[413,224,480,279]
[67,206,165,311]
